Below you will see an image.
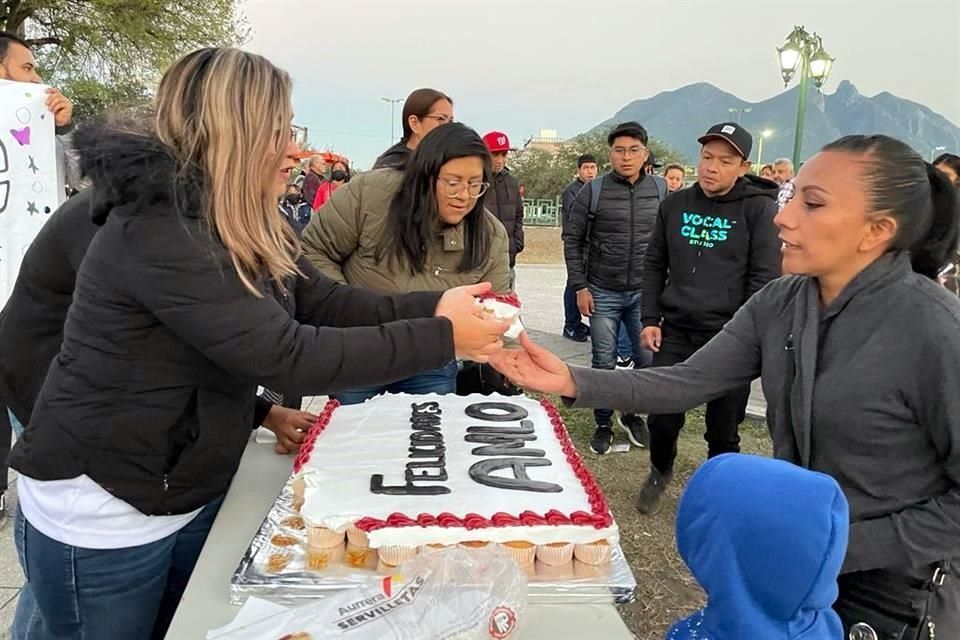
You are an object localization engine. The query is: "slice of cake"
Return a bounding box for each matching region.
[292,394,618,567]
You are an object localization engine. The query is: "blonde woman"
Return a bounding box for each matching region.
[8,48,506,640]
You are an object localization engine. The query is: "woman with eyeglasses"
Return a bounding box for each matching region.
[8,49,507,640]
[302,123,511,404]
[372,88,454,170]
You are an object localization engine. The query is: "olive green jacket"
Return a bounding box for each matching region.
[301,169,512,294]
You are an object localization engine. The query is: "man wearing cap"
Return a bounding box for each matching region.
[483,131,524,288]
[564,121,667,455]
[635,122,781,514]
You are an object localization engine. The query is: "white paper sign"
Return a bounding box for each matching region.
[0,79,59,309]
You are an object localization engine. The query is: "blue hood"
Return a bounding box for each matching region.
[667,454,849,640]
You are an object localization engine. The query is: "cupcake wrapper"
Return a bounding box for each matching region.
[345,543,377,569]
[502,544,536,567]
[574,542,613,566]
[346,526,369,548]
[378,546,417,567]
[307,527,345,548]
[536,543,574,566]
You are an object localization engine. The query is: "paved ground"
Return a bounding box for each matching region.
[0,263,766,638]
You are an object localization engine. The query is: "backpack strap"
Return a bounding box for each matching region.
[650,174,667,202]
[589,174,605,216]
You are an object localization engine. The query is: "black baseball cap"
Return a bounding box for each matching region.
[698,122,753,160]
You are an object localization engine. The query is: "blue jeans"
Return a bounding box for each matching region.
[335,361,459,406]
[563,285,583,333]
[589,285,651,425]
[9,408,24,436]
[13,495,224,640]
[617,322,632,359]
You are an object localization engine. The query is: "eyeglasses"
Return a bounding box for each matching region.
[438,179,489,199]
[420,114,454,125]
[611,145,647,158]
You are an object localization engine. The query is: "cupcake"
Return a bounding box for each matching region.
[345,543,377,569]
[307,526,345,549]
[536,542,574,566]
[266,550,293,573]
[574,540,613,566]
[346,525,369,548]
[502,541,536,566]
[419,543,451,554]
[377,545,418,567]
[306,544,344,570]
[458,540,491,551]
[291,477,305,512]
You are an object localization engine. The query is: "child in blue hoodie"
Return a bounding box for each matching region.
[667,454,849,640]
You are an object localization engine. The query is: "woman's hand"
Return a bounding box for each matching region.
[488,332,578,398]
[436,283,510,363]
[263,406,318,454]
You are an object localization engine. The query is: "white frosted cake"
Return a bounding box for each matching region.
[291,394,618,568]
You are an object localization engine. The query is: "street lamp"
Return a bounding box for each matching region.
[381,97,403,142]
[728,107,752,124]
[777,26,835,167]
[932,146,947,162]
[756,129,773,169]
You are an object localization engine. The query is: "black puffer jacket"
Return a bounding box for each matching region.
[373,142,412,170]
[485,169,524,267]
[563,172,662,292]
[9,126,455,515]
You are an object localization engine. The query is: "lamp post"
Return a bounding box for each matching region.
[728,107,752,124]
[756,129,773,169]
[777,26,835,168]
[380,97,403,142]
[931,146,947,162]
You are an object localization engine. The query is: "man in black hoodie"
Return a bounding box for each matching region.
[635,122,781,514]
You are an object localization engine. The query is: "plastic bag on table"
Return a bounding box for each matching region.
[215,547,527,640]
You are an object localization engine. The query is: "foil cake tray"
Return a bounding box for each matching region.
[230,477,637,605]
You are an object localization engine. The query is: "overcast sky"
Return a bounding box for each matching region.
[243,0,960,168]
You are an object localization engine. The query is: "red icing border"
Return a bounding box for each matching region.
[476,292,521,308]
[294,398,614,531]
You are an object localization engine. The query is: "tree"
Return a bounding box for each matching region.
[510,129,687,201]
[2,0,246,120]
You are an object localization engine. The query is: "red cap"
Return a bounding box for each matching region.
[483,131,511,153]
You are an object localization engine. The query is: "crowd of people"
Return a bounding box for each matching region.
[2,32,960,640]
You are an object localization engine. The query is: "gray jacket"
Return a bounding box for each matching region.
[570,252,960,574]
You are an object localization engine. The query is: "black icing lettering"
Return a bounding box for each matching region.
[408,443,445,458]
[466,423,534,436]
[471,441,545,457]
[405,459,448,482]
[410,417,441,432]
[411,401,441,414]
[464,402,529,422]
[410,431,443,444]
[468,458,563,493]
[370,474,450,495]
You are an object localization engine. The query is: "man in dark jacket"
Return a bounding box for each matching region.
[563,121,665,455]
[635,122,781,514]
[482,131,524,288]
[560,154,598,341]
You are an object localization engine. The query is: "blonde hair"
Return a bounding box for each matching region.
[154,47,300,296]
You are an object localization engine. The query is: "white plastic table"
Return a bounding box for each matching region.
[165,439,635,639]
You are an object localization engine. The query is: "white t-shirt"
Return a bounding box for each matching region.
[18,473,202,549]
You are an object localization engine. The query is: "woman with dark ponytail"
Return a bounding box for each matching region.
[492,134,960,638]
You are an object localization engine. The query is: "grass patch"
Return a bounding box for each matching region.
[552,399,772,639]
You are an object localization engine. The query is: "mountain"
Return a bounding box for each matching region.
[592,81,960,164]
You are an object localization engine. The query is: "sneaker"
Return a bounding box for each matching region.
[618,414,649,448]
[615,356,634,369]
[635,468,673,515]
[562,327,589,343]
[0,491,5,522]
[589,424,615,455]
